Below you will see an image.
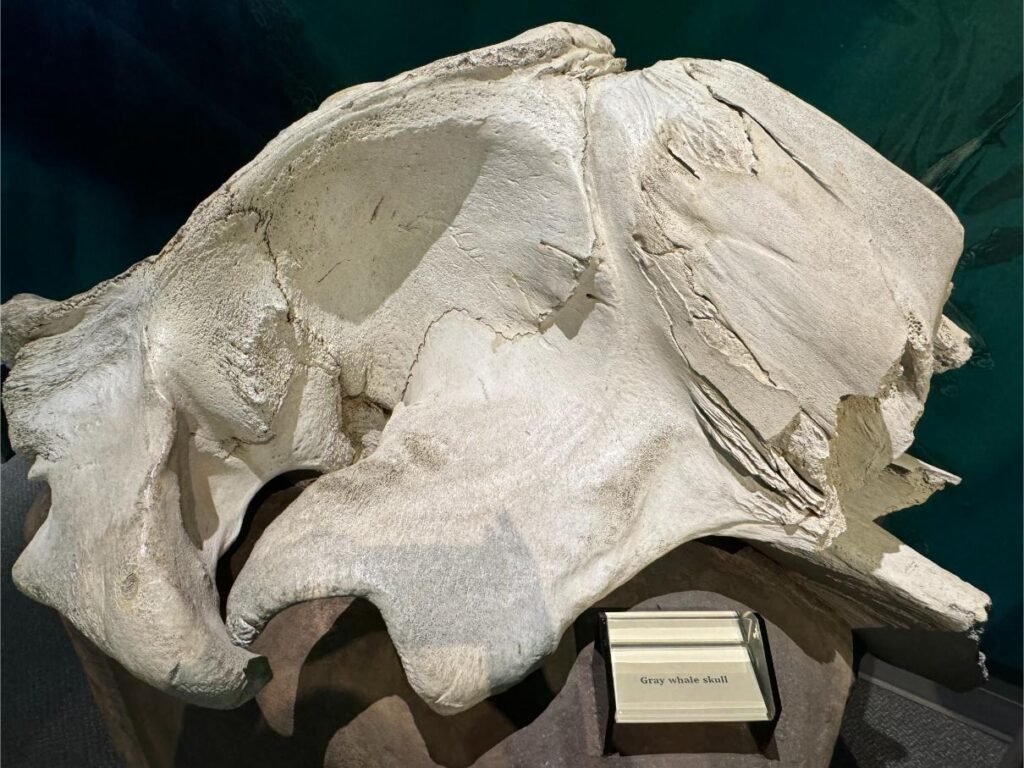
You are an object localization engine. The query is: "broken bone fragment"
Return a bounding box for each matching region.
[0,22,988,713]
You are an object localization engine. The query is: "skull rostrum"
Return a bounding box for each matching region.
[0,24,989,713]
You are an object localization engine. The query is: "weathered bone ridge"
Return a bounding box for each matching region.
[1,23,989,713]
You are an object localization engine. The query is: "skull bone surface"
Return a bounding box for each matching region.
[1,23,988,713]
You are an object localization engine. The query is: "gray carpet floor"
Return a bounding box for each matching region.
[831,682,1011,767]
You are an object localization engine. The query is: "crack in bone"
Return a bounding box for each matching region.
[682,63,840,203]
[625,243,827,530]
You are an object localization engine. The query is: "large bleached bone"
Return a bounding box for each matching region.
[1,23,988,712]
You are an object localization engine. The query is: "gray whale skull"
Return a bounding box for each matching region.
[1,23,988,713]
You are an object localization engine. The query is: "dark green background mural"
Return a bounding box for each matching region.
[2,1,1020,679]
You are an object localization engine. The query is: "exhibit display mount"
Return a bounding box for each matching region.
[0,21,989,717]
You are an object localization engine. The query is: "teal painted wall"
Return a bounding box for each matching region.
[2,0,1020,679]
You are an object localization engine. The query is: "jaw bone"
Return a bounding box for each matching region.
[1,23,988,713]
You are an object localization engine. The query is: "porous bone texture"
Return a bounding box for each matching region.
[0,23,988,712]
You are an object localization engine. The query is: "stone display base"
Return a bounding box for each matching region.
[28,482,854,768]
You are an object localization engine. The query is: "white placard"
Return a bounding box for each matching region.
[603,610,775,724]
